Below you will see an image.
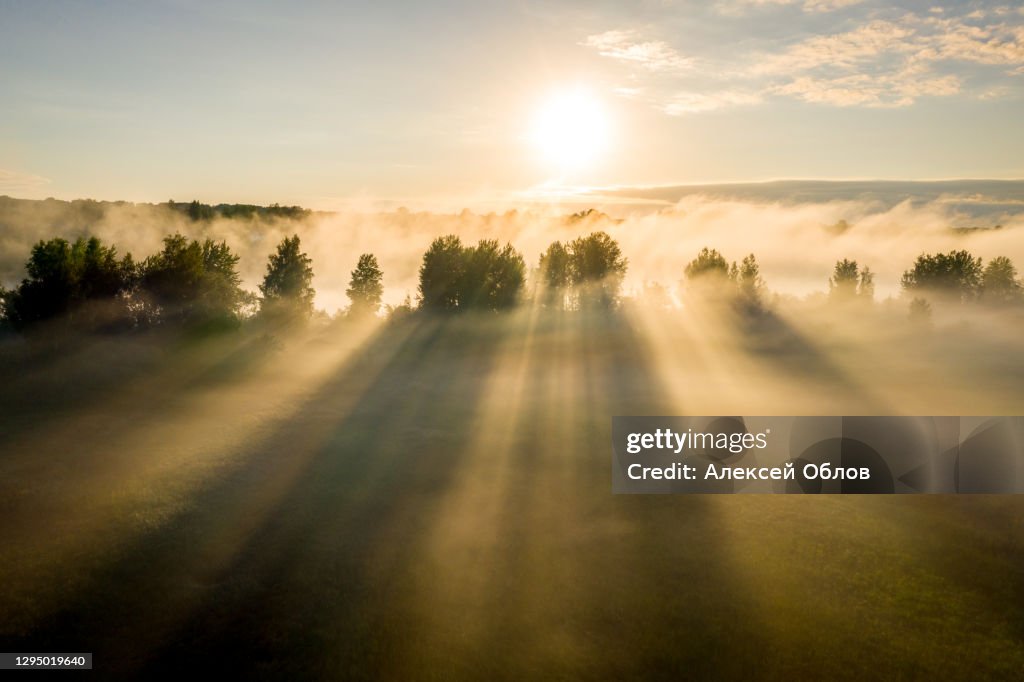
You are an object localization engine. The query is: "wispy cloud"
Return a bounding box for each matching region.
[750,20,916,75]
[583,6,1024,114]
[773,69,961,108]
[918,16,1024,66]
[581,30,693,72]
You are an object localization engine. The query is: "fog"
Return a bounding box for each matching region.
[2,190,1022,313]
[2,190,1024,677]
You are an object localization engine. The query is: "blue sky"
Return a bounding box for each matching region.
[1,0,1022,207]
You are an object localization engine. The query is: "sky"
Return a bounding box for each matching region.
[1,0,1023,209]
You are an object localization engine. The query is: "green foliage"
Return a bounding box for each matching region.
[829,259,874,302]
[221,203,310,220]
[461,239,525,311]
[347,253,384,317]
[0,236,135,330]
[981,256,1022,305]
[417,235,525,312]
[384,294,414,323]
[684,247,768,314]
[139,234,245,329]
[187,200,215,222]
[166,200,311,221]
[731,254,765,313]
[684,248,730,281]
[539,242,571,288]
[538,241,571,310]
[901,250,983,302]
[418,235,466,311]
[260,235,315,320]
[566,231,628,309]
[829,259,859,299]
[859,267,875,302]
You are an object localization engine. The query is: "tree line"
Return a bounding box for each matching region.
[680,247,1021,312]
[0,233,379,333]
[0,230,632,333]
[1,227,1022,334]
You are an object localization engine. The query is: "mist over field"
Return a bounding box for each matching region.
[5,0,1024,676]
[3,189,1024,678]
[3,180,1024,312]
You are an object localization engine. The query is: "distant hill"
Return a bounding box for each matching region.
[595,179,1024,220]
[0,196,314,229]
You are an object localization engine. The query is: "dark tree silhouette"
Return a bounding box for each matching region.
[260,235,315,320]
[684,247,730,282]
[859,267,875,302]
[829,259,874,302]
[0,236,135,330]
[901,250,982,302]
[829,259,859,300]
[731,253,765,313]
[684,247,770,314]
[981,256,1022,305]
[461,239,526,311]
[539,241,571,310]
[417,235,525,312]
[418,235,465,311]
[384,294,414,322]
[187,200,215,222]
[347,253,384,317]
[567,231,628,309]
[139,234,245,328]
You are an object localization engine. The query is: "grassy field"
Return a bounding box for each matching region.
[1,308,1022,680]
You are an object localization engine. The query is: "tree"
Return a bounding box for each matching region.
[566,231,628,309]
[260,235,315,320]
[901,250,982,302]
[732,253,765,313]
[684,247,736,305]
[138,234,245,328]
[683,247,770,314]
[829,259,874,302]
[538,241,571,309]
[460,240,525,311]
[187,200,215,221]
[417,236,525,312]
[684,247,730,282]
[909,296,932,326]
[829,259,860,301]
[418,235,465,311]
[1,236,135,330]
[981,256,1022,305]
[384,294,414,323]
[859,267,875,302]
[347,253,384,317]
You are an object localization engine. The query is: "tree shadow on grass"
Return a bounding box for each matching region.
[8,314,502,678]
[445,309,770,680]
[8,310,770,680]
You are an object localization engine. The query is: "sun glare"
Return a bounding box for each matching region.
[530,88,610,174]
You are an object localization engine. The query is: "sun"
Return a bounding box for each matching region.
[529,88,610,174]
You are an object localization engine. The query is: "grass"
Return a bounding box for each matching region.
[0,308,1022,680]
